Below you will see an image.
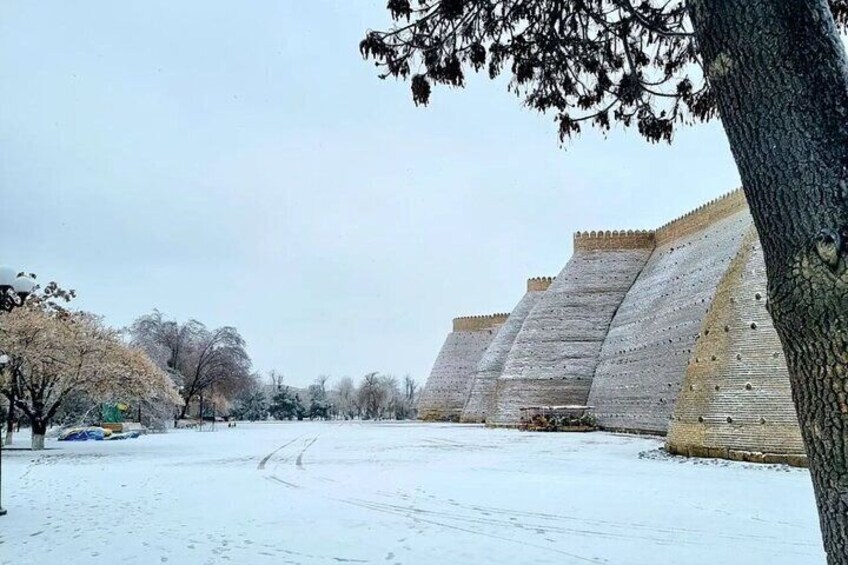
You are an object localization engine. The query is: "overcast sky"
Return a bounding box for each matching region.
[0,1,740,387]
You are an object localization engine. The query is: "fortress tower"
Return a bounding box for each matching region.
[665,226,806,465]
[460,276,554,423]
[417,313,509,421]
[487,230,655,427]
[588,190,752,434]
[420,188,804,465]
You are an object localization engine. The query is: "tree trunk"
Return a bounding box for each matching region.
[4,394,14,446]
[178,399,190,420]
[31,418,47,451]
[688,1,848,562]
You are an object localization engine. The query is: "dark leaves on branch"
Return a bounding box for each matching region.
[412,74,432,105]
[469,42,486,70]
[387,0,413,20]
[830,0,848,30]
[440,0,466,20]
[361,0,723,144]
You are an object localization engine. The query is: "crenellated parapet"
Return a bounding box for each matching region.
[526,276,555,292]
[452,313,510,332]
[573,229,655,251]
[655,189,746,245]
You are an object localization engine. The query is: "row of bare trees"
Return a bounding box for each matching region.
[331,373,419,420]
[228,372,420,422]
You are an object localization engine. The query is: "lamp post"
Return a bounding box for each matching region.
[0,265,37,517]
[0,353,9,516]
[0,266,35,312]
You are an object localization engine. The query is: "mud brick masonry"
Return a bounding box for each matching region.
[417,313,509,421]
[419,189,806,467]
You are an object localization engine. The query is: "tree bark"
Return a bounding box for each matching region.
[688,1,848,562]
[4,392,14,446]
[31,418,47,451]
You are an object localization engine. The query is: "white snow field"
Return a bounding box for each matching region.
[1,422,825,565]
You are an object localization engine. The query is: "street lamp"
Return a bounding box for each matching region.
[0,264,36,518]
[0,266,35,312]
[0,353,9,516]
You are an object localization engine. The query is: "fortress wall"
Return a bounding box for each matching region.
[666,226,806,465]
[487,233,655,427]
[417,314,507,421]
[589,191,751,435]
[460,277,554,423]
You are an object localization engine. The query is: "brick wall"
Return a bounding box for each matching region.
[420,188,806,466]
[417,315,505,421]
[589,198,752,434]
[488,240,653,427]
[460,277,553,423]
[666,226,806,465]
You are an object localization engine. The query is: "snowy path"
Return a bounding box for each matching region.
[0,422,825,564]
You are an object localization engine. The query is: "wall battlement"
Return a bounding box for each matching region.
[526,276,555,292]
[655,189,746,245]
[573,229,655,251]
[453,313,510,332]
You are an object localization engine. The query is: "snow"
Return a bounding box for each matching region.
[0,422,826,565]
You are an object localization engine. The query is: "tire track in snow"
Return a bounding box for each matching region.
[369,490,816,549]
[265,475,301,489]
[257,435,303,470]
[296,437,319,470]
[339,497,608,564]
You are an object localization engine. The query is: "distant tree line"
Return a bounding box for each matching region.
[230,372,420,422]
[1,296,422,451]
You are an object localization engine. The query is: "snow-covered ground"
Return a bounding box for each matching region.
[0,422,825,565]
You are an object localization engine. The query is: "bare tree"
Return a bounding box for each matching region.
[267,369,286,391]
[400,375,419,420]
[379,375,402,419]
[357,372,386,420]
[130,312,252,419]
[332,376,357,420]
